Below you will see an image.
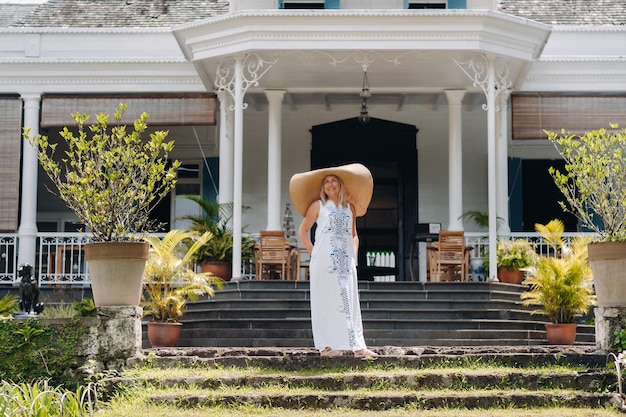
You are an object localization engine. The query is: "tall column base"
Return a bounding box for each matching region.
[595,307,626,352]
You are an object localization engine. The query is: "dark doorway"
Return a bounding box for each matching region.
[521,159,578,232]
[310,117,418,281]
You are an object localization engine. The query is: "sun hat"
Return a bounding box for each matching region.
[289,163,374,218]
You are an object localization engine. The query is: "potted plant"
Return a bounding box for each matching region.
[178,195,256,280]
[496,239,537,284]
[142,229,223,347]
[25,103,180,306]
[546,125,626,308]
[521,219,596,345]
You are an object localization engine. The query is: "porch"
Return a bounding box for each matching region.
[0,232,595,347]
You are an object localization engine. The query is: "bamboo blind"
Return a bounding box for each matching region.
[512,94,626,140]
[40,93,217,128]
[0,98,22,232]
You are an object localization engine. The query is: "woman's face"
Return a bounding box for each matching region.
[323,175,341,197]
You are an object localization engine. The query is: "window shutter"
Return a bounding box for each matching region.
[0,98,22,232]
[512,94,626,140]
[40,94,217,128]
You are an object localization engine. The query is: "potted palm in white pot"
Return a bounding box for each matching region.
[546,125,626,307]
[25,103,180,307]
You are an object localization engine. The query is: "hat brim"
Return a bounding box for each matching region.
[289,163,373,217]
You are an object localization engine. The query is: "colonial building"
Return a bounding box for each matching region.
[1,0,625,283]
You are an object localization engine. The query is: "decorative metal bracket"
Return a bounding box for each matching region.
[453,54,512,111]
[215,53,278,111]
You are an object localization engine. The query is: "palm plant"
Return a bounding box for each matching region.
[178,195,255,264]
[521,219,596,324]
[142,230,224,322]
[0,294,18,316]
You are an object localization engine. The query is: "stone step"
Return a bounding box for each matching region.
[165,328,595,349]
[186,307,544,321]
[178,316,594,333]
[139,346,608,367]
[146,391,616,410]
[109,369,614,391]
[193,298,529,311]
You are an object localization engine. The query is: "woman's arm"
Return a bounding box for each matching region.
[298,201,319,254]
[351,204,359,255]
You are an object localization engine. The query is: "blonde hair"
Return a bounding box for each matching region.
[319,175,348,208]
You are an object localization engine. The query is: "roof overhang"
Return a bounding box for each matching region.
[173,10,552,95]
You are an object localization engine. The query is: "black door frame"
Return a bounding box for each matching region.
[310,117,418,280]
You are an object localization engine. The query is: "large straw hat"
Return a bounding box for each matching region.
[289,163,373,218]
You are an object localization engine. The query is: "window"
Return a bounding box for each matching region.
[409,1,446,9]
[283,0,325,9]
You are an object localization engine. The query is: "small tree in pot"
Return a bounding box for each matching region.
[521,219,596,345]
[24,103,180,306]
[545,125,626,308]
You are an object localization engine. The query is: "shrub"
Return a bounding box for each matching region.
[0,318,88,388]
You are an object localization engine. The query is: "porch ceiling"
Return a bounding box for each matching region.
[173,10,552,97]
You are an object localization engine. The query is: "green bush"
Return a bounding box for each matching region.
[0,318,88,388]
[0,379,96,416]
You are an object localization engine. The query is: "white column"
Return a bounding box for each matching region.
[215,53,277,279]
[496,91,511,235]
[265,90,286,231]
[232,55,244,279]
[18,94,41,269]
[217,90,234,205]
[445,90,466,231]
[486,56,498,282]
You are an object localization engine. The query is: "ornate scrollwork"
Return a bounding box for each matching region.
[297,50,431,72]
[215,53,279,111]
[454,54,511,111]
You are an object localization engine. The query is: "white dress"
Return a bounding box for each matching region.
[309,200,367,351]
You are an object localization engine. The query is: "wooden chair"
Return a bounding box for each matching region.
[426,231,471,282]
[254,231,294,280]
[295,247,310,280]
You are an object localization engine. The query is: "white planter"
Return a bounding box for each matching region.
[588,241,626,307]
[84,242,149,307]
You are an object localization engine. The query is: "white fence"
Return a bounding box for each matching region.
[0,231,596,287]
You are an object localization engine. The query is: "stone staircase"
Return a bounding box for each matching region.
[101,346,623,415]
[143,281,595,349]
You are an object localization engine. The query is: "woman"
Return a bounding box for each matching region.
[289,163,377,358]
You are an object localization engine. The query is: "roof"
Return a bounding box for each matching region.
[0,3,41,26]
[3,0,625,29]
[499,0,626,26]
[8,0,229,28]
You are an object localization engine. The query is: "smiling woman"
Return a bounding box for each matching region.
[291,163,377,358]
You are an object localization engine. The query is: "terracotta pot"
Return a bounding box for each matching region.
[147,321,182,347]
[497,267,525,284]
[545,323,577,345]
[200,261,232,281]
[588,241,626,307]
[84,241,149,307]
